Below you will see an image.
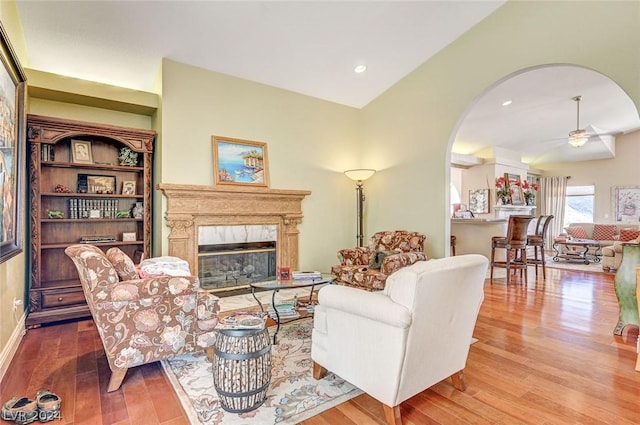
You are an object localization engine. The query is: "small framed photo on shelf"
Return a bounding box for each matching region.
[278,267,291,281]
[121,181,136,195]
[71,139,93,164]
[122,232,136,242]
[79,174,116,194]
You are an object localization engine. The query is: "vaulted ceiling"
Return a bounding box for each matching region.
[15,1,640,165]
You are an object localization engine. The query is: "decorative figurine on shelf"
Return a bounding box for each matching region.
[118,147,138,166]
[116,210,131,218]
[47,210,64,219]
[132,202,144,219]
[54,184,73,193]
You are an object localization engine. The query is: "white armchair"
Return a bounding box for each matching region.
[312,254,488,425]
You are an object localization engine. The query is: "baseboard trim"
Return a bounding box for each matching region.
[0,311,26,384]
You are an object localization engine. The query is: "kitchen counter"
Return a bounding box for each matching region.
[451,218,509,260]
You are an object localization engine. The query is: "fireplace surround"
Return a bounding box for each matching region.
[157,183,311,289]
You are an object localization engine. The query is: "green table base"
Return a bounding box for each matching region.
[613,244,640,335]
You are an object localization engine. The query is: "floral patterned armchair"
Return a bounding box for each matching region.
[331,230,427,291]
[64,244,220,392]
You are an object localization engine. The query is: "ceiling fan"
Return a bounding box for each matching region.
[568,95,589,147]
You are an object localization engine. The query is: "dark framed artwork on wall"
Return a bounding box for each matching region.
[0,23,27,263]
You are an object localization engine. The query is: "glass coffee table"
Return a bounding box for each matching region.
[552,238,602,264]
[250,274,334,344]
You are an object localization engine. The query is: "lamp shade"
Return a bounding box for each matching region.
[344,169,376,182]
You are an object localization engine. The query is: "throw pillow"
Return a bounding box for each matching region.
[565,226,588,239]
[592,224,616,241]
[106,247,139,281]
[369,250,401,270]
[619,228,640,242]
[139,256,192,277]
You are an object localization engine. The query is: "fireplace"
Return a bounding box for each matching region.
[198,224,278,291]
[158,183,311,291]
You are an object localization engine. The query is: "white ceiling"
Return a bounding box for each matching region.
[454,65,640,166]
[14,1,640,166]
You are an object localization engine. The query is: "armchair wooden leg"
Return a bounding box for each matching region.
[206,346,214,362]
[107,368,128,392]
[313,362,328,380]
[450,370,467,391]
[382,403,402,425]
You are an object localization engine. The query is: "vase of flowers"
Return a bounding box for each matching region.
[495,176,511,205]
[521,180,539,206]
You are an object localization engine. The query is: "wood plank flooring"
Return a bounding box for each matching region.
[1,267,639,424]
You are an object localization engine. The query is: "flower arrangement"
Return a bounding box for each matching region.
[495,176,511,204]
[519,180,539,205]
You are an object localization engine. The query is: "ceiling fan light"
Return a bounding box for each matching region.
[568,129,588,147]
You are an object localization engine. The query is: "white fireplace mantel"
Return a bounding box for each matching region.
[157,183,311,276]
[494,205,536,219]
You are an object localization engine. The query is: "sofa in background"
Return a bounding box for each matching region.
[560,223,640,271]
[601,231,640,272]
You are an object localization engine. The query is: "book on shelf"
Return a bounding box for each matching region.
[292,270,322,280]
[216,311,267,330]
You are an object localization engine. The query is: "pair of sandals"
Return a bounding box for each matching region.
[1,390,61,424]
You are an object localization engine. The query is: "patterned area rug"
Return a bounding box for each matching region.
[161,319,362,425]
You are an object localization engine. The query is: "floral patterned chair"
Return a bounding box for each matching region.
[65,244,220,392]
[331,230,427,291]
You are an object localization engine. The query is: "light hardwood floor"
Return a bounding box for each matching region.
[1,267,639,424]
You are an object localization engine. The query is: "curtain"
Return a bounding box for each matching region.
[539,176,568,250]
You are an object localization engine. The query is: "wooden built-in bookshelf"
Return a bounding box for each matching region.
[26,114,155,327]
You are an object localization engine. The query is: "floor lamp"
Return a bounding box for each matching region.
[344,169,376,247]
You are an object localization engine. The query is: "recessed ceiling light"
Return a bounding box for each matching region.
[354,64,367,74]
[502,100,513,106]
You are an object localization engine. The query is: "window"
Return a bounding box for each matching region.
[564,185,594,227]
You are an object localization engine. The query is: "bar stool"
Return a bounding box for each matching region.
[450,235,456,256]
[490,215,534,285]
[527,215,554,279]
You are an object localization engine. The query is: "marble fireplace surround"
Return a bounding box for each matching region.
[157,183,311,277]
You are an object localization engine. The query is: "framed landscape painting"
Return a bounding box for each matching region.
[212,136,269,187]
[0,24,26,263]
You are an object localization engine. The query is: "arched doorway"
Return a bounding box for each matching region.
[448,64,640,257]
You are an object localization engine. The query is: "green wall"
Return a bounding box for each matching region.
[2,0,640,371]
[158,59,361,268]
[360,0,640,256]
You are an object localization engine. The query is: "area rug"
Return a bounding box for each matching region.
[544,259,609,274]
[161,319,362,425]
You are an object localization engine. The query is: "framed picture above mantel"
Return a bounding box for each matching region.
[212,136,269,187]
[505,173,524,206]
